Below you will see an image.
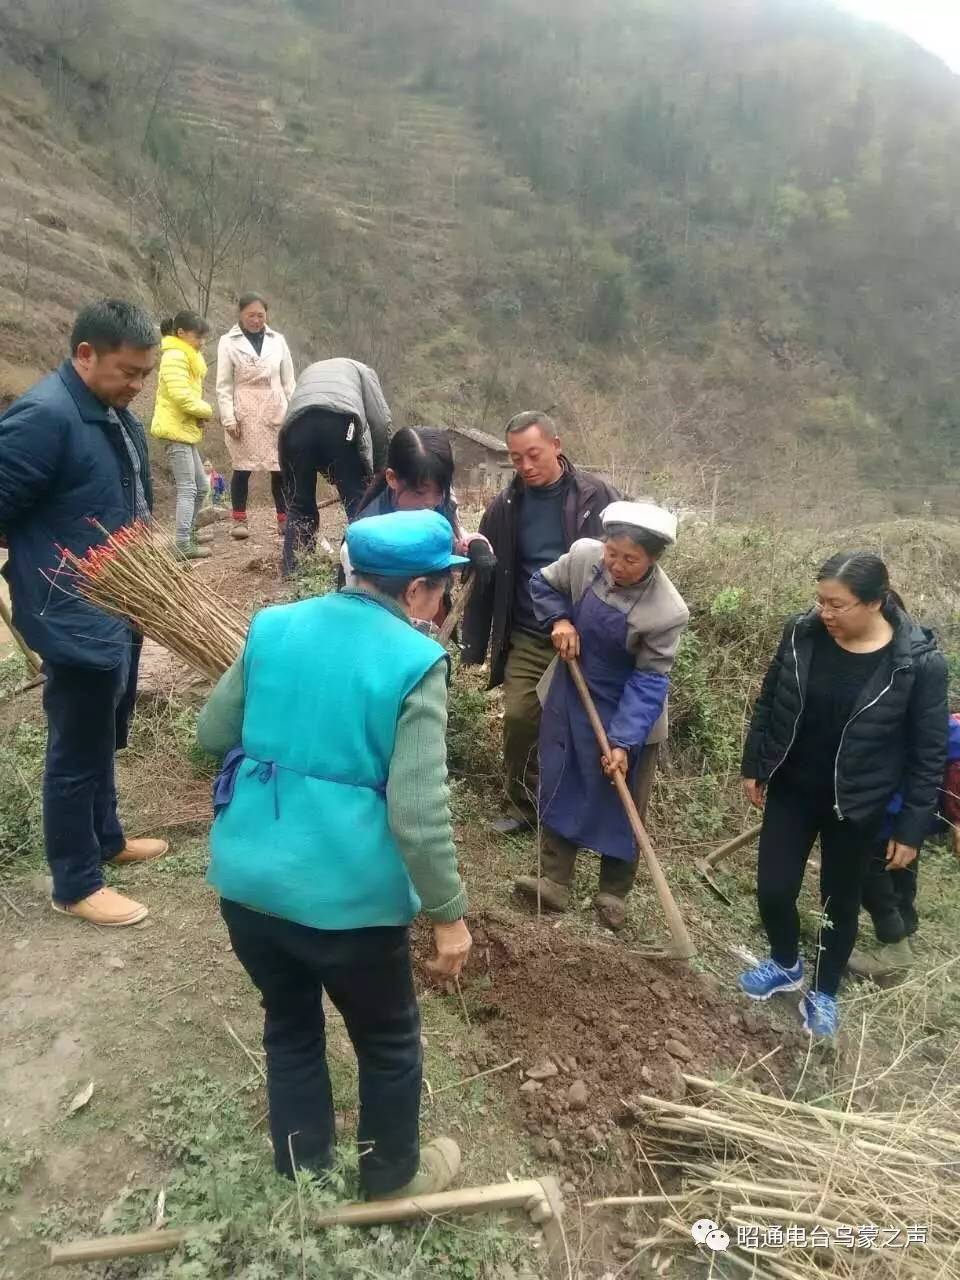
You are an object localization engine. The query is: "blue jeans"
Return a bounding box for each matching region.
[43,641,140,904]
[220,900,422,1195]
[166,443,209,545]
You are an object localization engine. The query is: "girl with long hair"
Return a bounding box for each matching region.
[340,426,495,589]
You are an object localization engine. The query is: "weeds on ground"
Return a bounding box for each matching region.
[130,699,217,782]
[0,1140,37,1213]
[0,652,28,700]
[292,550,337,601]
[448,663,501,786]
[91,1070,536,1280]
[0,719,44,881]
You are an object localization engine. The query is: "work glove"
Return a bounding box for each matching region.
[465,538,497,581]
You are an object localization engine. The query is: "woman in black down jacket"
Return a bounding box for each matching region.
[738,552,947,1038]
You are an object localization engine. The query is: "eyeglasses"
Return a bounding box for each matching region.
[813,599,861,617]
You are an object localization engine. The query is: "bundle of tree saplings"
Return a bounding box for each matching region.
[58,521,247,680]
[624,1071,960,1279]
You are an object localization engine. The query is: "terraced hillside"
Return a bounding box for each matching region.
[2,0,959,519]
[159,5,566,435]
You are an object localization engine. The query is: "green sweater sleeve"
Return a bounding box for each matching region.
[197,655,245,757]
[387,658,467,924]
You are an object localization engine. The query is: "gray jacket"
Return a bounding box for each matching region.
[536,538,689,744]
[283,358,392,471]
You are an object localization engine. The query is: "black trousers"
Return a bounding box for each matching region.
[757,777,882,996]
[861,846,919,944]
[278,409,371,576]
[230,469,286,516]
[220,900,422,1196]
[42,640,140,905]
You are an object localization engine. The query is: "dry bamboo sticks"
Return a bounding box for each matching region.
[54,521,248,679]
[620,1069,960,1279]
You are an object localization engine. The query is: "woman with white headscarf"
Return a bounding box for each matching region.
[514,502,689,931]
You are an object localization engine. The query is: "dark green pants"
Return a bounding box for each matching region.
[501,629,556,821]
[541,743,659,899]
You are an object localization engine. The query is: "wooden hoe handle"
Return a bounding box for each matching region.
[567,658,695,960]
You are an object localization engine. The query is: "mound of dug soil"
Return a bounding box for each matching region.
[418,916,799,1192]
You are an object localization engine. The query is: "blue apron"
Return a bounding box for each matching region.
[538,572,639,861]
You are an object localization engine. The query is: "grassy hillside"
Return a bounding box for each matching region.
[0,0,958,520]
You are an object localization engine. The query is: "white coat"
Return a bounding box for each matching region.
[216,325,296,472]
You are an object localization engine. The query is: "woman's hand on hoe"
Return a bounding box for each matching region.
[885,839,918,870]
[426,918,473,982]
[602,747,629,781]
[551,619,580,662]
[224,421,241,440]
[742,778,766,809]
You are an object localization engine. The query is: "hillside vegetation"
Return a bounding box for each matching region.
[0,0,958,518]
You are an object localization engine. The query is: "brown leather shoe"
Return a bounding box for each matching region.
[594,893,628,931]
[514,876,570,912]
[52,887,149,927]
[110,837,169,865]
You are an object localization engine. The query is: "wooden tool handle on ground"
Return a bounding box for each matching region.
[567,658,694,960]
[701,822,763,869]
[313,1177,548,1227]
[0,593,42,675]
[49,1178,563,1266]
[49,1229,191,1265]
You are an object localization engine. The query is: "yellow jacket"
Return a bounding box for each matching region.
[151,336,213,445]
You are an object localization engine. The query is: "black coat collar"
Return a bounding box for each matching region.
[794,605,920,670]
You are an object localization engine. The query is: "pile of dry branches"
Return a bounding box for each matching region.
[627,1064,960,1278]
[58,522,247,680]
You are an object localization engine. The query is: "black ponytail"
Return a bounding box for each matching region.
[160,311,209,338]
[358,425,455,513]
[817,551,907,617]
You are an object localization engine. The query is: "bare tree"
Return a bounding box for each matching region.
[39,0,107,111]
[152,139,272,317]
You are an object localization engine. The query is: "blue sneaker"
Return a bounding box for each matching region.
[800,990,839,1038]
[737,957,804,1000]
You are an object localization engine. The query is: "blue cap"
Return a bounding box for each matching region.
[346,509,470,578]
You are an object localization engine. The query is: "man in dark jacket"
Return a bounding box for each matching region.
[462,412,619,833]
[0,300,169,928]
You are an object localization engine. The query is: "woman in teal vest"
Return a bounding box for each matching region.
[198,509,472,1199]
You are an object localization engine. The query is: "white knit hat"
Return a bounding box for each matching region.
[601,500,678,545]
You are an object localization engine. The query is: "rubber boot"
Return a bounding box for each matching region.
[594,893,628,932]
[378,1138,461,1200]
[514,877,570,912]
[848,939,914,980]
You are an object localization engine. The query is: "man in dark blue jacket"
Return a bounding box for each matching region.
[0,299,169,927]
